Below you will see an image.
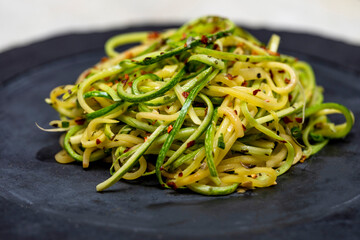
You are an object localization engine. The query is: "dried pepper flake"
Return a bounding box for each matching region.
[186,140,195,148]
[182,91,189,98]
[253,89,261,95]
[167,125,173,133]
[283,116,293,124]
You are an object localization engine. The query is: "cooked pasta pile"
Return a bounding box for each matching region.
[42,16,354,195]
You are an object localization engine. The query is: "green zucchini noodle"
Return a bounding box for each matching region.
[42,16,354,195]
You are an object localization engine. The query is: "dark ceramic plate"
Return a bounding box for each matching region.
[0,25,360,240]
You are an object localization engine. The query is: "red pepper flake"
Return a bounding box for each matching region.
[178,172,183,177]
[167,181,178,190]
[242,124,247,131]
[253,89,261,96]
[265,99,270,102]
[167,125,173,133]
[124,74,129,81]
[140,70,147,75]
[284,78,290,84]
[160,166,164,171]
[100,57,108,63]
[288,94,293,102]
[74,118,85,125]
[295,117,303,123]
[96,139,101,145]
[241,81,248,87]
[300,155,307,163]
[182,91,189,98]
[151,120,157,125]
[213,44,220,50]
[283,116,293,124]
[121,79,128,86]
[234,110,238,115]
[148,31,160,39]
[201,35,208,44]
[226,73,234,80]
[280,140,287,143]
[181,33,187,40]
[184,43,188,47]
[186,140,195,149]
[278,70,285,73]
[144,137,148,142]
[127,81,133,87]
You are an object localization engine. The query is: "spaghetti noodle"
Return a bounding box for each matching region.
[42,16,354,195]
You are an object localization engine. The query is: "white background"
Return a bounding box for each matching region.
[0,0,359,52]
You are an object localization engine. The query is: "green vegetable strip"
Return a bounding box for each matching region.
[94,82,121,101]
[194,46,296,63]
[231,142,273,156]
[267,34,280,52]
[118,115,157,132]
[131,73,161,95]
[97,124,167,191]
[205,108,221,184]
[86,101,123,120]
[83,91,112,100]
[170,147,204,171]
[64,126,106,162]
[304,103,354,138]
[187,183,238,196]
[105,32,149,58]
[156,69,219,185]
[117,66,185,102]
[163,93,214,168]
[187,54,225,69]
[302,116,329,157]
[143,67,213,106]
[241,102,295,176]
[152,127,197,145]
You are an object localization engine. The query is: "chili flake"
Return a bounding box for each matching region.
[182,91,189,98]
[253,89,261,95]
[167,125,173,133]
[186,140,195,148]
[295,117,303,123]
[226,73,234,80]
[283,116,293,124]
[74,118,85,125]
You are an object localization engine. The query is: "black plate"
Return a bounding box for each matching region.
[1,25,360,240]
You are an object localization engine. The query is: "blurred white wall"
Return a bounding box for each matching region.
[0,0,359,52]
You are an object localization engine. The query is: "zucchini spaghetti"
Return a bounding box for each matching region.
[41,16,354,195]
